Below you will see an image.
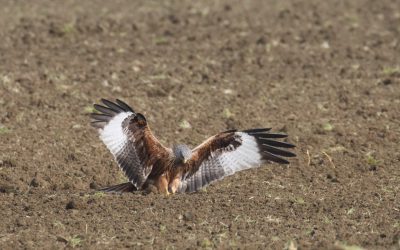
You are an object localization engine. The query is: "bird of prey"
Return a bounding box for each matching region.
[90,99,296,194]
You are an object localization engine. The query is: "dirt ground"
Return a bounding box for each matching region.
[0,0,399,249]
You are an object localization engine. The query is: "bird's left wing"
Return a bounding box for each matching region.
[178,128,296,193]
[91,99,171,189]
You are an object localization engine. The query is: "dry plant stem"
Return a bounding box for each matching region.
[322,151,336,169]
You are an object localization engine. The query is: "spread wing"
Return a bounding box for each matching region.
[90,99,171,189]
[178,128,296,193]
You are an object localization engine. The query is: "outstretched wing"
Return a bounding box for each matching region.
[178,128,295,193]
[91,99,171,189]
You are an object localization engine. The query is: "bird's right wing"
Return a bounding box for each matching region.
[91,99,171,189]
[178,128,296,193]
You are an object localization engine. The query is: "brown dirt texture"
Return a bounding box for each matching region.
[0,0,399,249]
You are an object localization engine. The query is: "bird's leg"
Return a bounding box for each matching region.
[168,174,182,194]
[154,175,170,195]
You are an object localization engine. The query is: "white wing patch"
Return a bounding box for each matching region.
[178,132,265,193]
[99,112,133,156]
[218,132,263,174]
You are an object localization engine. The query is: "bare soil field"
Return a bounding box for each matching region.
[0,0,399,249]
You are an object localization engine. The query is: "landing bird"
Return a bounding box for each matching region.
[90,99,296,194]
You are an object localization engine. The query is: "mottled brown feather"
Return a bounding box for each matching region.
[93,99,173,190]
[178,128,295,192]
[122,114,173,188]
[183,131,240,178]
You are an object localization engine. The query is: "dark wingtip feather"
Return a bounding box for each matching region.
[90,113,112,122]
[100,98,112,106]
[242,128,272,134]
[259,133,288,139]
[261,144,296,157]
[93,104,116,116]
[257,138,295,148]
[101,99,125,113]
[261,151,290,164]
[244,127,296,164]
[91,99,135,129]
[116,99,135,113]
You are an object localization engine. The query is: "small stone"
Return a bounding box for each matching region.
[30,178,39,187]
[256,36,267,45]
[321,41,330,49]
[72,124,81,129]
[287,114,297,121]
[66,201,76,210]
[183,212,193,221]
[56,236,68,244]
[223,89,233,95]
[89,182,99,190]
[326,174,339,183]
[381,78,392,85]
[16,218,26,227]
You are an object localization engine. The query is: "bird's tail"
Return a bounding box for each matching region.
[99,182,137,193]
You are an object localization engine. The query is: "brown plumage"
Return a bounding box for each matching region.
[91,99,296,194]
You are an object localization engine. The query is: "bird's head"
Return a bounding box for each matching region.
[173,144,192,164]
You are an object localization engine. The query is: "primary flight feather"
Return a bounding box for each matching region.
[91,99,296,194]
